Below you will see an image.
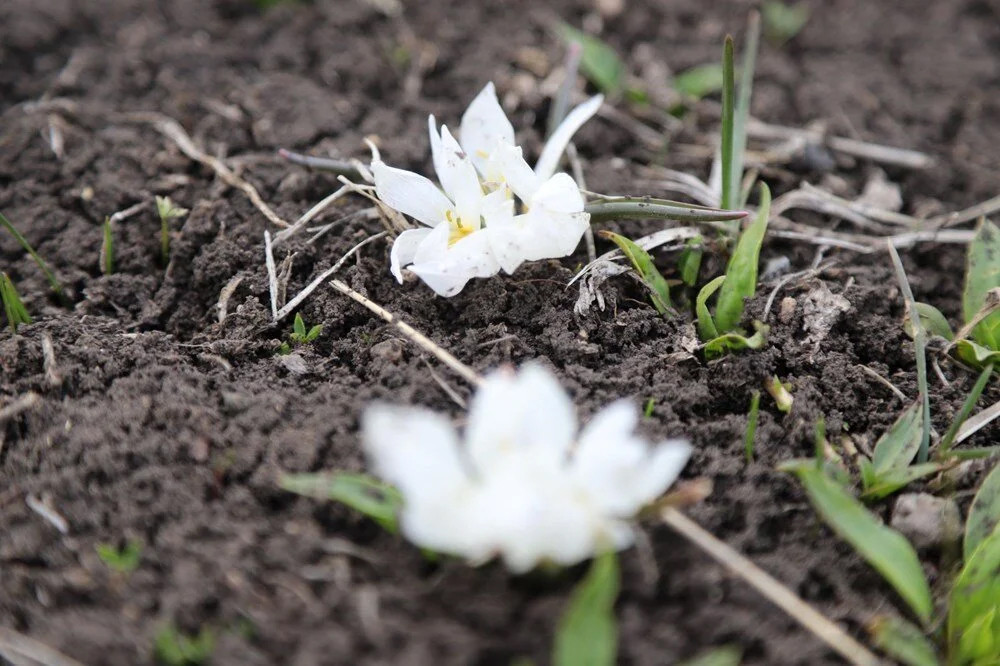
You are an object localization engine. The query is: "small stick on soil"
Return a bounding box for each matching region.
[275,232,388,322]
[217,275,245,325]
[277,149,364,181]
[107,200,147,224]
[421,357,467,408]
[954,398,1000,446]
[42,334,62,388]
[0,392,42,424]
[0,626,85,666]
[932,192,1000,229]
[273,185,352,246]
[329,279,483,387]
[264,231,279,320]
[25,494,69,534]
[659,507,882,666]
[858,365,908,403]
[130,113,290,228]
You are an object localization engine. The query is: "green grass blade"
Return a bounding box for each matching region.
[696,275,726,341]
[964,460,1000,561]
[556,24,625,97]
[280,472,402,533]
[868,615,939,666]
[553,550,619,666]
[598,231,672,314]
[888,243,931,463]
[1,273,32,333]
[101,217,114,275]
[949,522,1000,662]
[703,323,768,360]
[714,182,770,333]
[720,36,735,210]
[584,198,748,224]
[859,462,943,501]
[678,236,704,287]
[939,363,993,458]
[732,13,760,214]
[870,402,924,476]
[963,217,1000,350]
[781,461,933,624]
[744,390,761,462]
[0,210,65,299]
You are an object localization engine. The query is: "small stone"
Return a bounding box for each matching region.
[370,339,404,363]
[278,352,308,375]
[779,297,797,324]
[890,493,962,550]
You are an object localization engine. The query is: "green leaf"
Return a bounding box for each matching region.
[781,461,933,624]
[955,339,1000,370]
[678,236,704,287]
[905,303,954,341]
[584,197,748,224]
[949,524,1000,663]
[939,363,993,458]
[868,615,939,666]
[720,36,736,210]
[293,313,306,339]
[965,461,1000,562]
[96,540,142,574]
[556,24,625,96]
[553,551,619,666]
[1,272,32,333]
[963,217,1000,350]
[306,324,323,342]
[0,210,65,299]
[673,63,724,100]
[762,1,810,46]
[744,391,761,463]
[715,183,771,333]
[870,402,924,477]
[859,463,942,501]
[280,472,403,533]
[153,625,214,666]
[599,231,672,314]
[696,275,727,341]
[102,217,114,276]
[677,646,742,666]
[703,322,768,360]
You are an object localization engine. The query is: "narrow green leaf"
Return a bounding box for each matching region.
[732,13,760,215]
[293,313,306,339]
[868,615,939,666]
[280,472,403,533]
[744,390,761,463]
[715,183,771,333]
[782,462,933,624]
[965,461,1000,561]
[306,325,323,342]
[678,236,704,287]
[553,551,619,666]
[963,217,1000,350]
[1,273,32,333]
[720,36,736,210]
[677,646,742,666]
[556,24,625,96]
[599,231,672,314]
[703,322,768,360]
[939,363,993,458]
[673,63,724,100]
[904,303,954,341]
[584,197,748,224]
[949,523,1000,662]
[102,217,114,276]
[96,540,142,574]
[859,462,943,501]
[762,1,810,46]
[153,625,214,666]
[696,275,726,341]
[870,402,924,476]
[949,447,1000,461]
[0,209,65,299]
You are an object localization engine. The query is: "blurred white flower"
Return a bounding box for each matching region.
[362,363,690,572]
[372,83,602,296]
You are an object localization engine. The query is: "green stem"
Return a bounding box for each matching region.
[720,36,735,211]
[585,198,748,224]
[938,363,994,458]
[0,210,66,300]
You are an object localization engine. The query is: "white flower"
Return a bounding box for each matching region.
[372,83,603,296]
[362,363,691,573]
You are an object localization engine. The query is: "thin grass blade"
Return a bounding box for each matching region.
[553,550,619,666]
[714,182,770,333]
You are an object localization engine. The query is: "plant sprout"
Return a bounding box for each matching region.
[153,625,214,666]
[96,540,142,574]
[1,273,31,333]
[156,195,188,265]
[278,312,322,354]
[101,217,114,275]
[0,209,65,300]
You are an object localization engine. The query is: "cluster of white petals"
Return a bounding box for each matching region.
[371,83,603,296]
[362,363,691,572]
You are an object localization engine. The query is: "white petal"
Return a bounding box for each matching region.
[465,363,576,473]
[493,142,541,202]
[531,172,585,215]
[573,401,691,516]
[439,125,483,229]
[413,221,452,265]
[460,82,515,175]
[534,94,603,182]
[409,229,500,297]
[481,190,524,274]
[361,403,468,505]
[509,208,590,263]
[390,228,433,282]
[427,115,453,198]
[372,160,453,227]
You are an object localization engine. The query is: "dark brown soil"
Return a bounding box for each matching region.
[3,0,1000,664]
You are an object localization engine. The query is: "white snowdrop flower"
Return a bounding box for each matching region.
[362,363,691,573]
[372,82,603,296]
[460,83,604,274]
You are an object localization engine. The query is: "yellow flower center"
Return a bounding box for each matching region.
[446,209,476,245]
